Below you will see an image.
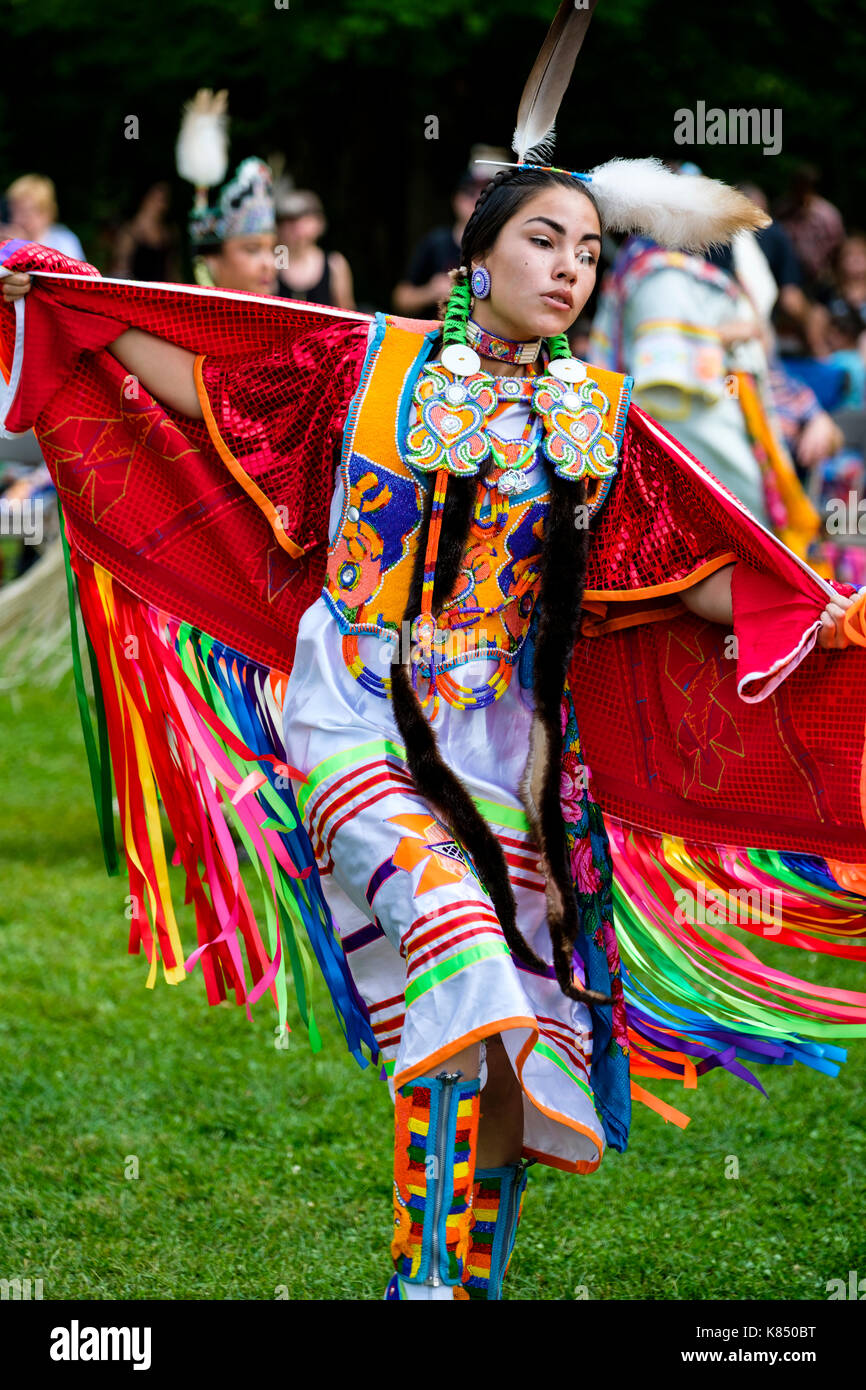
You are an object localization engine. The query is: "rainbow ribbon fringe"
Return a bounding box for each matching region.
[610,820,866,1128]
[57,500,866,1134]
[61,513,377,1067]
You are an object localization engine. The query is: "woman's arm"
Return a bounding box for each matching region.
[680,562,737,624]
[107,328,202,419]
[392,273,453,315]
[329,252,356,312]
[2,271,202,419]
[108,224,135,280]
[681,561,856,649]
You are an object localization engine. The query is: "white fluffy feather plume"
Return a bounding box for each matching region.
[176,88,229,190]
[586,157,770,250]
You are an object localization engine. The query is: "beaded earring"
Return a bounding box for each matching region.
[470,265,491,298]
[408,270,497,473]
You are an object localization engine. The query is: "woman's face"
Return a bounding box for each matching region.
[144,184,170,217]
[9,194,51,239]
[278,213,324,249]
[470,185,601,343]
[207,232,277,294]
[840,238,866,280]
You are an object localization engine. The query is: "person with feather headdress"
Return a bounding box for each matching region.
[588,215,824,565]
[2,1,866,1302]
[175,88,277,296]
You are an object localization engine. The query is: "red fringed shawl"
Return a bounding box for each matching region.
[576,406,866,862]
[3,238,866,1144]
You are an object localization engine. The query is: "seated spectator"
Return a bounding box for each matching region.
[776,163,845,297]
[826,306,866,410]
[739,180,810,336]
[825,233,866,330]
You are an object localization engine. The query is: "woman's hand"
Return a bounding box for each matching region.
[717,318,763,349]
[1,271,32,302]
[796,411,844,468]
[681,563,862,652]
[817,589,861,649]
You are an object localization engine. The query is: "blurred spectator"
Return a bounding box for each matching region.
[275,189,355,310]
[189,157,277,295]
[0,460,58,579]
[109,181,182,282]
[769,367,844,472]
[775,163,844,295]
[589,233,819,560]
[5,174,84,260]
[826,306,866,409]
[777,339,849,413]
[739,180,811,335]
[769,364,866,587]
[392,169,488,319]
[825,233,866,329]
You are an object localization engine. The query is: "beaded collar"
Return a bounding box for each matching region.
[465,317,542,365]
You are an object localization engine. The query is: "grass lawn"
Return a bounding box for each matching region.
[1,652,865,1301]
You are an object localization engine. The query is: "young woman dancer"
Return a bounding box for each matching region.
[3,2,865,1302]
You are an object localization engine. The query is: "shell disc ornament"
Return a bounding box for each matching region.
[532,372,619,482]
[440,343,481,377]
[547,357,588,384]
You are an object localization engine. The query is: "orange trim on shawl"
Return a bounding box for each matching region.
[193,352,306,560]
[581,552,738,636]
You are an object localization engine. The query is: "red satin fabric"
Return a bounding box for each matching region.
[0,239,369,674]
[2,239,865,864]
[572,408,866,860]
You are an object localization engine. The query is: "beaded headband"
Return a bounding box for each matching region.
[475,160,590,184]
[472,156,768,251]
[188,157,276,252]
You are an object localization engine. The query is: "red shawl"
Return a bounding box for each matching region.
[3,239,865,1135]
[3,239,862,859]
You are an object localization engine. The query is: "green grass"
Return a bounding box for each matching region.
[1,672,865,1301]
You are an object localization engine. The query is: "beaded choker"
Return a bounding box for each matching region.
[465,317,542,365]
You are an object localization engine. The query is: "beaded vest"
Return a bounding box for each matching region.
[323,313,632,708]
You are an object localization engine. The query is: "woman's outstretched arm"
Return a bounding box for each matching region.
[682,560,856,649]
[2,271,202,420]
[106,327,202,419]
